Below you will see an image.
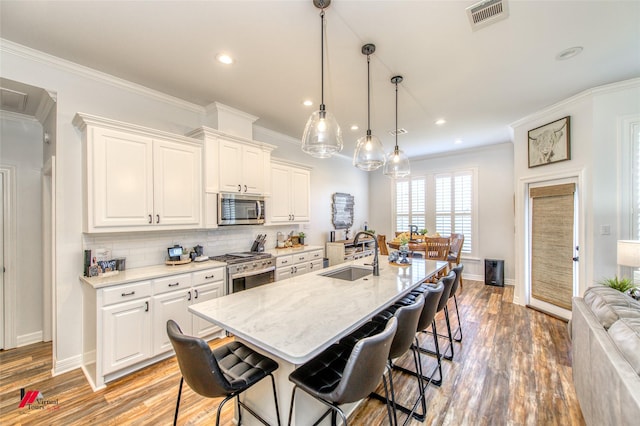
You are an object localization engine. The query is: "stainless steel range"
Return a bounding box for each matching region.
[209,252,275,294]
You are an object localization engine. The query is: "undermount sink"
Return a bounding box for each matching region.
[320,265,373,281]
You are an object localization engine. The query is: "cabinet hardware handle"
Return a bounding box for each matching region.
[205,274,215,279]
[299,257,305,261]
[144,301,149,312]
[238,184,242,192]
[148,214,152,224]
[187,290,192,301]
[282,260,288,264]
[244,185,248,192]
[156,214,160,223]
[194,289,199,299]
[168,282,179,287]
[292,214,295,221]
[121,291,136,297]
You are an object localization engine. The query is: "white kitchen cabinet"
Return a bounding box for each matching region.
[73,113,202,233]
[81,263,226,391]
[101,282,152,376]
[274,249,324,281]
[187,127,276,199]
[268,159,311,223]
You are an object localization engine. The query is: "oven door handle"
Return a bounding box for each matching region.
[230,265,275,280]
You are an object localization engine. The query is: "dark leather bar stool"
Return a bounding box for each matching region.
[382,282,445,393]
[287,317,398,426]
[166,320,281,426]
[418,271,456,362]
[342,295,425,425]
[449,264,464,342]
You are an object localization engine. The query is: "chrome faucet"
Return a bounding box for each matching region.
[353,231,379,276]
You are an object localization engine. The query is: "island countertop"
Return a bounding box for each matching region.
[189,256,447,364]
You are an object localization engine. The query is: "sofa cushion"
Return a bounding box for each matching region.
[583,286,640,329]
[608,318,640,375]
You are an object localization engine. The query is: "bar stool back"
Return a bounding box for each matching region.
[288,317,398,426]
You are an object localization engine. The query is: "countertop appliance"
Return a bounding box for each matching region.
[209,252,275,294]
[218,193,265,226]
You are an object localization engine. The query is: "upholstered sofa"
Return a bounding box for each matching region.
[571,285,640,425]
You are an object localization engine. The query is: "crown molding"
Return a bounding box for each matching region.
[510,77,640,129]
[0,38,204,114]
[0,109,40,124]
[34,90,56,124]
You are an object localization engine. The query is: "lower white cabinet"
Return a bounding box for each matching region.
[274,249,324,281]
[82,265,225,391]
[102,295,152,375]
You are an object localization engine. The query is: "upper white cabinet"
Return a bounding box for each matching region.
[218,139,265,194]
[74,113,202,233]
[188,127,276,198]
[268,158,311,224]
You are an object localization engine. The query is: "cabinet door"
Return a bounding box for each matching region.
[275,268,292,281]
[293,263,308,276]
[102,298,152,374]
[269,164,292,223]
[218,139,244,192]
[191,282,224,338]
[291,167,311,222]
[152,289,191,356]
[242,145,264,194]
[90,127,154,228]
[153,139,201,226]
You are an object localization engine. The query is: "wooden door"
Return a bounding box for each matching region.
[528,181,578,318]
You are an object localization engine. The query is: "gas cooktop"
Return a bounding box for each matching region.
[209,252,272,264]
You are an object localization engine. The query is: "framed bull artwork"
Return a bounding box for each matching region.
[528,116,571,168]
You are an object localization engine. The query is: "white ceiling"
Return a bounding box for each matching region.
[1,0,639,158]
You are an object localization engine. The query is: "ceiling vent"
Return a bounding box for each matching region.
[389,128,408,137]
[466,0,509,31]
[0,87,28,112]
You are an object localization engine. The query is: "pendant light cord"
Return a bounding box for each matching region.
[366,54,371,134]
[320,9,325,109]
[394,79,399,151]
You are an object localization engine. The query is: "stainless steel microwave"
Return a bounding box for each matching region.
[218,193,265,225]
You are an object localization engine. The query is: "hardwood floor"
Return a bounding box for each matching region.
[0,280,584,425]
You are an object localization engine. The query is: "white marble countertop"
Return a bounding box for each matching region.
[79,259,227,289]
[263,245,324,257]
[189,256,447,364]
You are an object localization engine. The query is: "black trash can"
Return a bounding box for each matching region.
[484,259,504,287]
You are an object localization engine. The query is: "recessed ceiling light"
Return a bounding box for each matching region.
[454,139,463,145]
[556,46,583,61]
[216,53,234,65]
[350,124,359,131]
[303,100,313,107]
[435,118,446,126]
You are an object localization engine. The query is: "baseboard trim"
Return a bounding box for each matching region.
[16,331,43,347]
[53,353,83,376]
[526,304,569,322]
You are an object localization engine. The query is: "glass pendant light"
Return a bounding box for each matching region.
[353,43,385,171]
[383,75,411,178]
[301,0,343,159]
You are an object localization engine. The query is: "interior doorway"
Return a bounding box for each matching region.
[527,177,579,320]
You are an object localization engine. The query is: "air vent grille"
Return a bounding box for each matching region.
[466,0,509,30]
[389,128,408,136]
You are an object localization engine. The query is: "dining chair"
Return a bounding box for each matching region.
[447,233,464,285]
[425,237,450,261]
[167,320,281,426]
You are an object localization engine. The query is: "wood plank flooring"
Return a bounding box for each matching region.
[0,280,584,425]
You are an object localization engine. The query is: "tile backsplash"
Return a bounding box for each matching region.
[82,225,299,269]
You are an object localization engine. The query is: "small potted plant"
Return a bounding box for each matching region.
[599,276,635,293]
[298,232,306,245]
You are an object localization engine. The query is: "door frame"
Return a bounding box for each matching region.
[0,165,17,349]
[520,168,586,319]
[43,157,55,344]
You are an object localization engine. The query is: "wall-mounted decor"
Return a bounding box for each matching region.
[332,193,354,230]
[528,116,571,168]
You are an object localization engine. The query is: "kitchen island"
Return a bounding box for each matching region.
[189,256,447,425]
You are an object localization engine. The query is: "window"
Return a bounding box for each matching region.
[394,177,425,232]
[393,169,475,255]
[435,171,473,253]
